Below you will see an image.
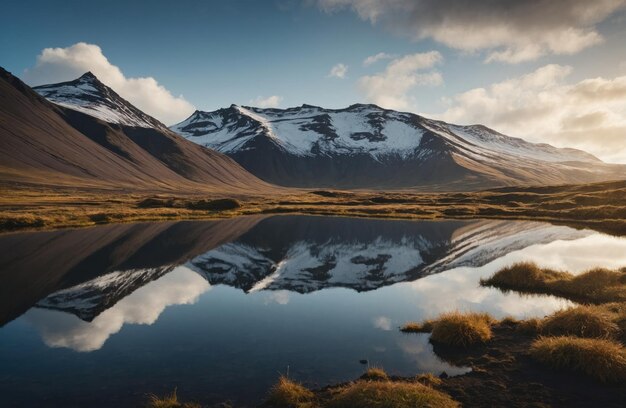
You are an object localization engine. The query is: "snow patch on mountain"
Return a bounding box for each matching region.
[172,103,600,164]
[34,72,167,130]
[172,104,427,159]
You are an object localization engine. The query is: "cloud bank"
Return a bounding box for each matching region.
[318,0,626,63]
[358,51,443,110]
[23,42,195,125]
[434,64,626,163]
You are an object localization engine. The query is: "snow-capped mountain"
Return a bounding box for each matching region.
[37,267,174,321]
[7,70,270,191]
[33,72,167,130]
[33,216,590,321]
[186,217,589,293]
[171,104,625,189]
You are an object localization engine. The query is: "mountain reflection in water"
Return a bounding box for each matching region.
[1,215,626,407]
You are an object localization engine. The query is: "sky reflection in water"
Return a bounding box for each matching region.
[1,217,625,407]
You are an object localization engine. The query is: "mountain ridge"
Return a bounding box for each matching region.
[0,67,273,192]
[169,103,624,190]
[24,71,626,191]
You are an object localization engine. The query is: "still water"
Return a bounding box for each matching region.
[1,215,625,407]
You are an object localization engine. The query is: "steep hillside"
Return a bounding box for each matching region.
[0,67,271,192]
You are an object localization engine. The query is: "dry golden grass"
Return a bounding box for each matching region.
[326,380,459,408]
[481,262,626,304]
[400,320,434,333]
[516,317,544,334]
[530,336,626,382]
[2,179,626,234]
[541,305,620,339]
[147,389,200,408]
[266,376,316,408]
[403,312,495,347]
[361,367,389,381]
[430,312,495,347]
[415,373,443,387]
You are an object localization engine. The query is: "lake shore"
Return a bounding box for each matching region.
[1,179,625,235]
[147,263,626,408]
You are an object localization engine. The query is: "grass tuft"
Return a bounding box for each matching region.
[415,373,443,387]
[541,305,620,339]
[361,367,389,381]
[430,312,494,347]
[530,336,626,382]
[266,376,315,408]
[147,389,200,408]
[403,312,495,347]
[481,262,626,304]
[400,320,434,333]
[516,317,543,334]
[327,380,458,408]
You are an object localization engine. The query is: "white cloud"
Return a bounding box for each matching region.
[372,316,392,331]
[22,42,195,125]
[249,95,283,108]
[317,0,626,63]
[264,290,290,305]
[433,64,626,163]
[328,63,348,78]
[24,266,209,352]
[363,52,394,66]
[358,51,443,110]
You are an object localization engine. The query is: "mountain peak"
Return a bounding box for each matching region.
[34,74,166,129]
[346,103,383,111]
[78,71,98,81]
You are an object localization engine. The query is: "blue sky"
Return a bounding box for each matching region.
[1,0,626,162]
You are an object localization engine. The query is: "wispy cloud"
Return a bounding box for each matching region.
[22,42,195,125]
[328,63,348,78]
[363,52,394,66]
[249,95,283,108]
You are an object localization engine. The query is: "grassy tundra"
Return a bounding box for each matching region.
[1,179,625,234]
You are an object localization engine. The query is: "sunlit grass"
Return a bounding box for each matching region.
[361,367,389,381]
[402,311,495,347]
[481,262,626,304]
[326,380,459,408]
[2,179,625,234]
[530,336,626,382]
[147,389,200,408]
[266,376,316,408]
[400,320,434,333]
[541,305,621,339]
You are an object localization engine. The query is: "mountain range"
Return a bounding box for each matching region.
[1,67,624,190]
[0,68,269,192]
[0,215,589,324]
[170,104,626,189]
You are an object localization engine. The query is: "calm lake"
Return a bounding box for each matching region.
[1,215,625,407]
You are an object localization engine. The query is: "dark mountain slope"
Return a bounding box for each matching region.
[0,67,273,192]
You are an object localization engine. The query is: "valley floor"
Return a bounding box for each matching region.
[1,179,625,236]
